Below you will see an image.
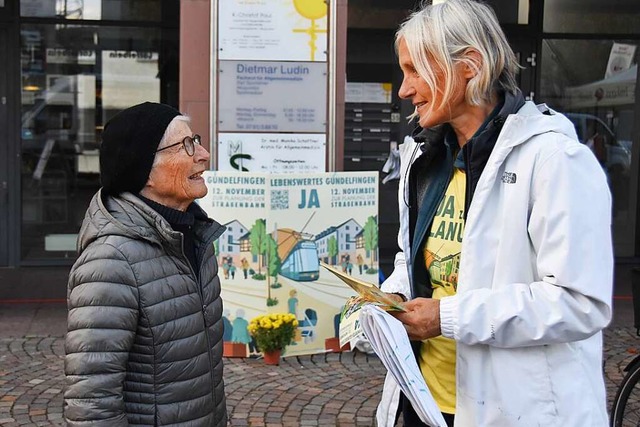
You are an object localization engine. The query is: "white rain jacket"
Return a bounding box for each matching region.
[378,101,613,426]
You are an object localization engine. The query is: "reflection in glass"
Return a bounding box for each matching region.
[20,23,177,260]
[485,0,529,25]
[540,38,638,255]
[20,0,163,21]
[544,0,640,34]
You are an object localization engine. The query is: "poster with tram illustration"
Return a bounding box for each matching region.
[199,171,379,357]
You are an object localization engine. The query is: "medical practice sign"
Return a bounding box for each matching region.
[218,60,326,133]
[218,133,325,174]
[215,0,329,172]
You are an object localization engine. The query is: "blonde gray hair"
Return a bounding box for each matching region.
[396,0,520,116]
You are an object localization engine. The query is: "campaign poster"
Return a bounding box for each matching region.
[198,172,270,358]
[199,171,380,357]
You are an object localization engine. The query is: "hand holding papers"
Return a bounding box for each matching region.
[320,262,405,312]
[321,261,404,349]
[360,305,448,427]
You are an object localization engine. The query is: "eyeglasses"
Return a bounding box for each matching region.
[155,134,202,156]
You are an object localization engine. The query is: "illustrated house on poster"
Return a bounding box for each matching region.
[315,226,338,265]
[354,229,368,274]
[219,220,248,260]
[315,219,361,266]
[238,232,255,264]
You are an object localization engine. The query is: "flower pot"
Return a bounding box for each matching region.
[223,342,247,358]
[263,349,281,365]
[325,337,350,353]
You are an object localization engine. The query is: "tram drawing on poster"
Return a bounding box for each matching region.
[198,171,379,357]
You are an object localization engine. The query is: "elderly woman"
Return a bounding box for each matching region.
[379,1,613,426]
[64,102,227,426]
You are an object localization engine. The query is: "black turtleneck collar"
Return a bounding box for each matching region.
[461,89,525,171]
[136,194,203,275]
[412,123,449,148]
[136,194,211,227]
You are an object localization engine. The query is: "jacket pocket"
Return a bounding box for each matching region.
[458,345,557,425]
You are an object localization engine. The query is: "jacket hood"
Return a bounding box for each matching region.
[77,190,170,252]
[408,98,578,153]
[77,190,221,253]
[496,101,579,150]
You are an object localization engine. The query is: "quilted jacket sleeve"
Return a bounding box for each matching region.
[64,242,139,426]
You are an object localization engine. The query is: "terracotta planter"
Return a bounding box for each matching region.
[263,349,281,365]
[223,342,247,358]
[325,337,350,353]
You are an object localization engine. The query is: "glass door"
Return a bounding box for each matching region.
[19,23,178,261]
[507,36,537,102]
[539,38,639,256]
[0,24,9,265]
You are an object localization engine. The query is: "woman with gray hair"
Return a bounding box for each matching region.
[64,102,227,426]
[379,1,613,425]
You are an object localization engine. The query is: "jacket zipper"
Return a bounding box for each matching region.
[179,232,219,420]
[463,146,471,221]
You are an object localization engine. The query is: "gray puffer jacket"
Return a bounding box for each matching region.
[64,190,227,426]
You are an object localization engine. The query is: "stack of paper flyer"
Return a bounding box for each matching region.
[320,262,404,311]
[360,305,448,427]
[320,262,405,349]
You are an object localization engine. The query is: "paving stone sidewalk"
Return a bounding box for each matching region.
[0,326,638,426]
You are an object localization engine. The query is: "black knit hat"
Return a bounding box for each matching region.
[99,102,182,195]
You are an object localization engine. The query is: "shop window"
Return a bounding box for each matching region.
[484,0,529,25]
[20,0,165,22]
[20,21,178,261]
[544,0,640,34]
[540,38,638,256]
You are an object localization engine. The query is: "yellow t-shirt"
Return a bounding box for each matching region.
[420,167,465,414]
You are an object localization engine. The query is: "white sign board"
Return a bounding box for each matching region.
[346,82,392,104]
[218,0,328,61]
[20,0,55,17]
[102,51,160,109]
[564,64,637,109]
[44,234,78,251]
[605,43,637,79]
[218,60,327,133]
[46,48,96,65]
[218,133,326,173]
